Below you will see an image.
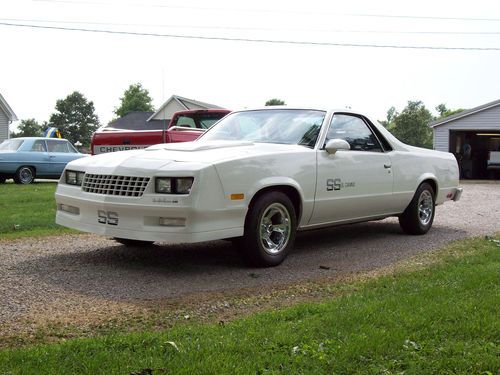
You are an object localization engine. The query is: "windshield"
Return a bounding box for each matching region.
[199,109,326,147]
[0,139,24,151]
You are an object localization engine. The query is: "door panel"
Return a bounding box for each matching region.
[310,150,394,224]
[309,113,394,225]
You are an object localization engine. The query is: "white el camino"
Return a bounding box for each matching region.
[56,108,462,266]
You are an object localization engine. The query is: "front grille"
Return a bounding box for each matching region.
[82,174,150,197]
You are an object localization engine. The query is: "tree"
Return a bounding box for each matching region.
[391,101,433,149]
[265,98,286,106]
[379,106,396,129]
[435,103,465,119]
[11,119,44,137]
[114,83,155,117]
[49,91,100,146]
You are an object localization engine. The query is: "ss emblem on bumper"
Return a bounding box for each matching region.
[98,210,119,226]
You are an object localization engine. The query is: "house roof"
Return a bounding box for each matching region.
[429,98,500,128]
[106,111,168,131]
[147,95,224,122]
[0,93,18,121]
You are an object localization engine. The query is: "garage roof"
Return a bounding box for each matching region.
[429,98,500,128]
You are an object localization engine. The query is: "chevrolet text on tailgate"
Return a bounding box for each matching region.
[91,109,231,155]
[56,107,462,267]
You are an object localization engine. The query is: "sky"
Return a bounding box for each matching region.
[2,0,500,130]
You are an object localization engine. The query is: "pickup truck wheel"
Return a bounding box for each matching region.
[242,192,296,267]
[14,166,35,184]
[399,183,435,235]
[113,238,154,246]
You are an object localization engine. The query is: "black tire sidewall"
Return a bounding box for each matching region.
[399,183,435,235]
[14,166,35,184]
[243,191,297,267]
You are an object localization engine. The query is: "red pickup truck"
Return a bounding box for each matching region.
[91,109,230,155]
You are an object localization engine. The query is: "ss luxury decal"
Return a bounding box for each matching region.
[327,178,356,191]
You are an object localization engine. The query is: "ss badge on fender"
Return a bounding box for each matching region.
[97,210,119,225]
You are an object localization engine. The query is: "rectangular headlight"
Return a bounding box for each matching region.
[156,178,173,194]
[155,177,194,194]
[175,177,194,194]
[66,170,85,186]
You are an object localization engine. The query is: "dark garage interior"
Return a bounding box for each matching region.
[449,130,500,179]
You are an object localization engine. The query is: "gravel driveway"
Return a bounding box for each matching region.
[0,183,498,327]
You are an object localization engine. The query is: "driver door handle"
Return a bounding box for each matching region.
[384,164,392,169]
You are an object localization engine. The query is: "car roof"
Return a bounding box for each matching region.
[13,137,68,141]
[227,106,367,117]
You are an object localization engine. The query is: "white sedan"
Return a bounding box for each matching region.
[55,108,462,266]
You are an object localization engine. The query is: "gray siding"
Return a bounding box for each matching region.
[433,127,449,152]
[433,104,500,152]
[0,110,9,142]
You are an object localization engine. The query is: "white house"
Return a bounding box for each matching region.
[0,93,18,142]
[429,99,500,179]
[147,94,224,122]
[105,94,224,131]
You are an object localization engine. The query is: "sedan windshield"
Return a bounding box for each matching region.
[0,139,24,151]
[200,109,326,147]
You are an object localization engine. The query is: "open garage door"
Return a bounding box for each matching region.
[449,130,500,179]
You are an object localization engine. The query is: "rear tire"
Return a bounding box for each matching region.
[113,238,154,246]
[14,166,35,184]
[241,191,296,267]
[399,182,435,235]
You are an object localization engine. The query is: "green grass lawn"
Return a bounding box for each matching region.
[0,182,75,239]
[0,237,498,374]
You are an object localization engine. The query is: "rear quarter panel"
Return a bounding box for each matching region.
[390,148,459,210]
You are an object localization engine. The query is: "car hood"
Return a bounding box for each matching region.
[67,141,306,173]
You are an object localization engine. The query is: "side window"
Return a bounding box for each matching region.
[326,114,383,152]
[47,140,70,153]
[199,118,219,129]
[30,140,47,152]
[175,116,196,128]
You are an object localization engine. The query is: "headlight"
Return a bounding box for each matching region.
[175,177,194,194]
[156,177,173,194]
[155,177,194,194]
[66,170,85,186]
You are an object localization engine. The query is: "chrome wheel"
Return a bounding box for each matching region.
[418,190,433,226]
[259,203,291,255]
[15,166,35,184]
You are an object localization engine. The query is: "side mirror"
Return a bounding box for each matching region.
[325,139,350,154]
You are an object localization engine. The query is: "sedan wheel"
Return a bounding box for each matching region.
[399,182,435,235]
[242,191,296,267]
[14,166,35,184]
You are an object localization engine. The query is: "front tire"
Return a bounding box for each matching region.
[399,182,435,235]
[14,166,35,184]
[242,191,296,267]
[113,238,154,246]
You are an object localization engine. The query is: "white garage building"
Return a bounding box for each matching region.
[430,99,500,179]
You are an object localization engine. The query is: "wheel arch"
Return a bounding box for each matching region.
[247,184,303,226]
[416,174,438,199]
[16,164,37,174]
